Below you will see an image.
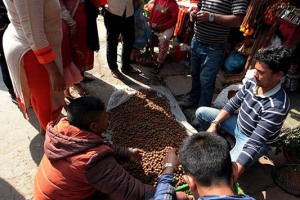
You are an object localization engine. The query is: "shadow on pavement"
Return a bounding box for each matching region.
[0,178,25,200]
[29,133,45,165]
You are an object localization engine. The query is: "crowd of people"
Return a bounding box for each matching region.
[0,0,296,199]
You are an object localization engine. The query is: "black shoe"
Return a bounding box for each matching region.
[121,66,141,74]
[154,62,164,72]
[111,69,122,79]
[130,59,137,64]
[178,98,197,109]
[10,94,18,104]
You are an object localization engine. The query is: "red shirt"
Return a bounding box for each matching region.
[149,0,179,32]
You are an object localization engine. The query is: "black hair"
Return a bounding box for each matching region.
[66,96,105,131]
[179,132,233,187]
[255,45,292,74]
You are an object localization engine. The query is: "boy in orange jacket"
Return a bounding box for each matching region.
[34,96,155,200]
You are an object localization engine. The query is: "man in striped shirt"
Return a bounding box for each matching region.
[179,0,249,108]
[195,46,292,177]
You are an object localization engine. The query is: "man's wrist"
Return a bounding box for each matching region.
[211,120,220,128]
[164,163,177,170]
[208,13,215,23]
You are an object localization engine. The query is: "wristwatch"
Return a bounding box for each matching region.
[164,163,177,170]
[209,13,215,23]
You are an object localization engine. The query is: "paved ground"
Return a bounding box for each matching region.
[0,16,299,200]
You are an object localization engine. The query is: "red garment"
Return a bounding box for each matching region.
[23,50,64,130]
[61,20,83,87]
[34,118,155,200]
[71,3,94,71]
[149,0,179,32]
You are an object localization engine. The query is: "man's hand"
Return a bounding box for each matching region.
[164,148,179,167]
[196,11,210,23]
[190,10,197,22]
[206,123,218,133]
[235,162,245,178]
[176,191,194,200]
[129,148,144,162]
[152,23,163,31]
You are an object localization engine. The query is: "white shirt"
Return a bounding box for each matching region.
[106,0,134,17]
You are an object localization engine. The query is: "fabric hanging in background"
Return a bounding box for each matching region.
[174,8,191,43]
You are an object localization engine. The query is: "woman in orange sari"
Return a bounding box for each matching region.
[3,0,66,134]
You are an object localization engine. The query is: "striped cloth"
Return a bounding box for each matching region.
[223,78,290,168]
[194,0,249,44]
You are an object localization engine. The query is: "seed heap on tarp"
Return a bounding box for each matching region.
[110,90,187,187]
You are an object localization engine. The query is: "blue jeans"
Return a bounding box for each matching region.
[189,38,226,107]
[195,107,270,166]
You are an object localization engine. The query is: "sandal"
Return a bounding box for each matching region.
[121,66,141,74]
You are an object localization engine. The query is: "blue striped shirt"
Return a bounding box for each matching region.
[223,78,290,168]
[154,174,255,200]
[194,0,249,44]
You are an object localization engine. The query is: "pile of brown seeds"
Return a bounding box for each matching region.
[110,90,188,187]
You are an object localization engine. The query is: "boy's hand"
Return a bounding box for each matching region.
[129,148,144,162]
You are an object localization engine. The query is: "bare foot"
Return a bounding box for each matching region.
[72,84,88,96]
[64,88,75,100]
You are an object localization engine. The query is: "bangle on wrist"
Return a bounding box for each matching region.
[164,163,177,170]
[211,120,220,128]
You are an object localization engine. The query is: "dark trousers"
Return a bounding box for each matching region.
[0,50,15,98]
[104,10,134,70]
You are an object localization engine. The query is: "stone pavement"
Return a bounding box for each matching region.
[0,16,299,200]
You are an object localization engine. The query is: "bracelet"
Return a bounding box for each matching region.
[211,120,220,128]
[164,163,177,170]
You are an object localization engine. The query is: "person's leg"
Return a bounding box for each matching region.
[230,125,270,166]
[104,10,120,70]
[120,15,134,70]
[23,50,62,131]
[188,38,201,105]
[195,107,238,133]
[198,43,226,107]
[0,52,15,99]
[156,27,174,64]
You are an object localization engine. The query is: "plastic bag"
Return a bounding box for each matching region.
[224,50,247,73]
[213,84,243,109]
[133,5,152,50]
